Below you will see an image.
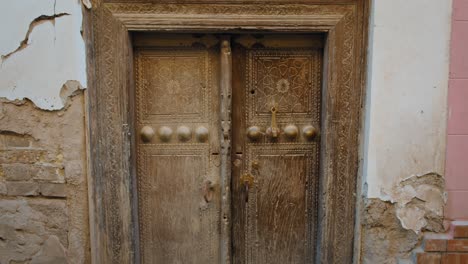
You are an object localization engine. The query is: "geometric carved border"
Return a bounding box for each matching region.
[85,1,370,263]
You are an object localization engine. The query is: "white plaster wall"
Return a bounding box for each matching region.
[0,0,86,110]
[364,0,452,200]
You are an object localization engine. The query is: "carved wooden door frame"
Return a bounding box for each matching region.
[84,1,370,263]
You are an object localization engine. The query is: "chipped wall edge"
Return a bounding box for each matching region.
[0,0,88,111]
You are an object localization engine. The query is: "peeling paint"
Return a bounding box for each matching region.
[0,0,86,110]
[82,0,92,9]
[384,173,447,234]
[60,80,84,108]
[395,174,446,233]
[396,203,428,233]
[361,173,447,263]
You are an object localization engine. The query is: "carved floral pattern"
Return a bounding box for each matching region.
[276,78,290,93]
[145,55,202,115]
[255,55,311,113]
[136,49,210,123]
[247,49,322,125]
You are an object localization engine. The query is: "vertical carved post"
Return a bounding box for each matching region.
[220,36,232,264]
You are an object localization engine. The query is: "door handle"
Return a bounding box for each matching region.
[266,105,280,139]
[240,160,259,202]
[203,180,215,203]
[240,173,254,202]
[240,173,254,189]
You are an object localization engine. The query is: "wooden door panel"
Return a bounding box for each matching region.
[246,146,318,263]
[247,49,322,126]
[136,49,213,125]
[232,35,324,264]
[140,147,214,263]
[134,35,220,264]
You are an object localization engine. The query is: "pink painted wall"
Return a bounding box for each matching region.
[446,0,468,220]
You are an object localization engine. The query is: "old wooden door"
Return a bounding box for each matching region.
[231,35,323,264]
[134,34,222,263]
[134,34,323,264]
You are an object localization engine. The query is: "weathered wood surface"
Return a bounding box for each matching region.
[85,3,137,263]
[232,35,323,263]
[219,36,233,264]
[134,35,221,263]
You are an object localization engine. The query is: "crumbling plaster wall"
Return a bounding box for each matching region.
[0,0,87,110]
[361,0,453,263]
[0,0,90,263]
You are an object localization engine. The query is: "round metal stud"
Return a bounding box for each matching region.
[246,126,262,141]
[284,124,299,140]
[140,126,155,143]
[177,126,192,142]
[195,126,209,142]
[158,126,173,142]
[302,125,318,141]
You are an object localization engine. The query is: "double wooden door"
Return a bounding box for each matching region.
[134,34,323,264]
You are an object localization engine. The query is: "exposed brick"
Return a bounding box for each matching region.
[39,183,66,198]
[426,239,448,252]
[442,253,468,264]
[30,235,67,264]
[28,199,69,244]
[0,150,46,164]
[0,182,6,195]
[454,223,468,239]
[417,253,442,264]
[34,165,65,183]
[6,182,39,196]
[448,239,468,252]
[0,132,33,149]
[3,163,37,181]
[0,199,69,262]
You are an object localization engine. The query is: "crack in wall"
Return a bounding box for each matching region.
[0,0,87,110]
[0,13,69,64]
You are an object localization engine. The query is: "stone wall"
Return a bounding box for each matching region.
[0,94,89,263]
